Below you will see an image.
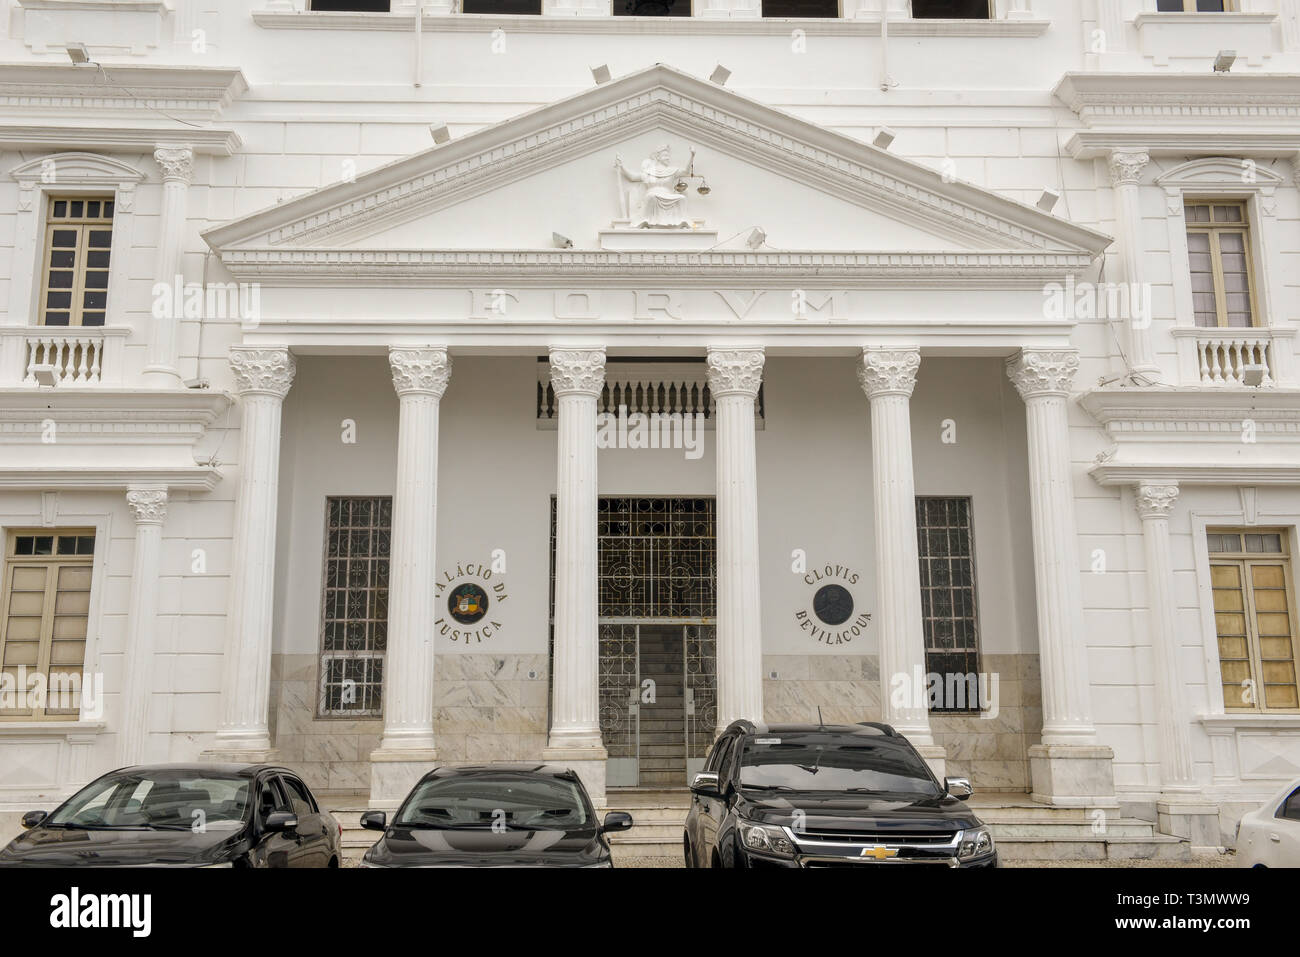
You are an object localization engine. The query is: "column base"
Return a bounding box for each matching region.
[1157,799,1222,850]
[1029,744,1118,808]
[542,746,608,810]
[199,747,281,765]
[368,748,438,808]
[914,743,946,783]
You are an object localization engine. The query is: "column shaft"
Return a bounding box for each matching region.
[859,347,935,748]
[1109,149,1157,374]
[547,348,605,750]
[121,486,167,766]
[708,347,765,732]
[209,347,295,758]
[145,146,193,386]
[1137,483,1197,791]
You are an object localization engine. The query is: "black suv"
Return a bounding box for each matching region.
[683,720,997,868]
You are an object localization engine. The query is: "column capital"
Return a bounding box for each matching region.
[389,346,451,397]
[1108,149,1150,188]
[154,144,194,185]
[706,346,764,398]
[1136,482,1180,520]
[858,346,920,399]
[549,347,606,397]
[229,346,296,398]
[1007,349,1079,400]
[126,486,168,525]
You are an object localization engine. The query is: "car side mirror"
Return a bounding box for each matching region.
[944,777,973,800]
[600,811,634,834]
[690,771,721,797]
[21,810,47,829]
[360,810,387,832]
[263,811,298,833]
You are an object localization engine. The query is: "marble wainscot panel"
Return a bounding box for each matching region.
[270,653,549,793]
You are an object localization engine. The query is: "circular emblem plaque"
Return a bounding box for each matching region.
[813,584,854,626]
[448,583,489,624]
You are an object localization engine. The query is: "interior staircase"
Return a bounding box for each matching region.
[635,630,687,788]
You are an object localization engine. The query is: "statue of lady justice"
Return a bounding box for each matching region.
[614,144,697,228]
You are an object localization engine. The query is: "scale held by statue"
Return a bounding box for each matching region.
[601,143,718,250]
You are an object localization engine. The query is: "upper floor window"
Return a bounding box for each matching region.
[762,0,839,15]
[41,197,113,327]
[616,0,691,15]
[1156,0,1235,10]
[1209,530,1299,713]
[310,1,390,10]
[1185,201,1257,328]
[462,0,543,11]
[912,0,989,17]
[1,530,96,720]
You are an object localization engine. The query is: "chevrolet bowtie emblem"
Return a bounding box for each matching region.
[861,845,898,860]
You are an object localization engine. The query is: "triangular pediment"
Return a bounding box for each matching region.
[204,64,1109,260]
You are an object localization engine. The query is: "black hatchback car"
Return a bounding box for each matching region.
[359,764,632,867]
[0,764,341,868]
[684,721,997,868]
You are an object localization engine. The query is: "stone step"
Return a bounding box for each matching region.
[995,834,1191,862]
[605,806,689,825]
[987,820,1156,840]
[605,788,691,808]
[610,838,684,861]
[638,773,689,787]
[638,757,686,770]
[608,822,683,842]
[638,744,687,758]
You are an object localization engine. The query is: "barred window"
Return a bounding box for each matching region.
[318,497,391,717]
[916,497,982,713]
[1209,529,1299,712]
[1,530,96,719]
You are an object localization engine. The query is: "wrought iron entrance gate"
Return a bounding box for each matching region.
[551,497,717,787]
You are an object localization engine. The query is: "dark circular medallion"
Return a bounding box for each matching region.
[448,583,489,624]
[813,584,854,626]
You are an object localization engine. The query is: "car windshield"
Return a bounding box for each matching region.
[46,769,252,830]
[395,773,590,830]
[737,734,942,798]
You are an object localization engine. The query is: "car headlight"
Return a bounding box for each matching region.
[957,826,994,860]
[738,820,796,858]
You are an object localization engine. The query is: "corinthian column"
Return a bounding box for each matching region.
[370,347,451,805]
[1135,483,1197,792]
[206,346,295,761]
[1008,349,1116,806]
[120,486,167,766]
[544,346,608,807]
[144,145,193,387]
[707,346,765,735]
[858,347,942,775]
[1108,149,1157,376]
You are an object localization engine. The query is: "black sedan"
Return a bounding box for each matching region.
[360,764,632,867]
[0,764,342,868]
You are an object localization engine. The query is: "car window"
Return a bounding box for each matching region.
[394,773,589,830]
[258,778,291,821]
[280,776,317,817]
[709,736,735,779]
[736,733,942,798]
[47,770,251,829]
[1280,787,1300,822]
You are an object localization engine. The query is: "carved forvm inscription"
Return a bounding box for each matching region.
[469,289,849,321]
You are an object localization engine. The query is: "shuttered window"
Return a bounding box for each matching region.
[0,531,96,719]
[1209,530,1299,712]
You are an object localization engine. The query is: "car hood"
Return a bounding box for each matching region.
[366,825,606,867]
[0,825,241,867]
[736,791,983,832]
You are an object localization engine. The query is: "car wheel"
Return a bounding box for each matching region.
[711,849,723,869]
[328,857,339,868]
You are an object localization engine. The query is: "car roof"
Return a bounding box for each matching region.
[424,764,576,778]
[736,722,900,738]
[105,763,280,778]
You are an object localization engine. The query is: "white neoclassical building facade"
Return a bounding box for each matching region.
[1,0,1299,850]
